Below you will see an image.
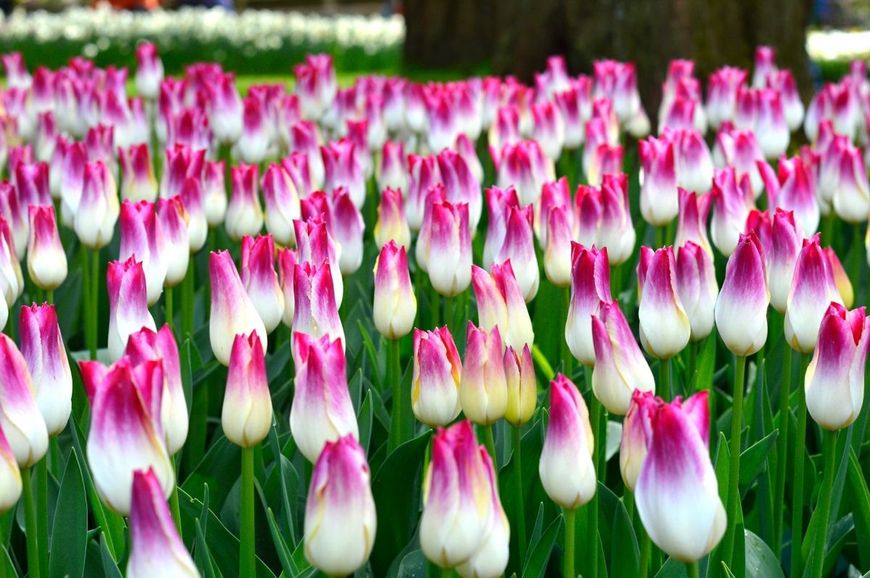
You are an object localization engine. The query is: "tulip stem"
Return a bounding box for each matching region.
[181,263,194,339]
[22,467,40,578]
[36,458,49,578]
[562,288,572,377]
[240,446,256,578]
[512,426,528,564]
[563,507,575,578]
[89,249,100,360]
[659,358,672,400]
[387,338,407,451]
[483,425,497,464]
[166,286,174,330]
[686,561,700,578]
[722,354,746,570]
[46,289,53,305]
[810,429,838,578]
[639,527,651,578]
[791,354,810,578]
[531,344,556,381]
[773,341,792,556]
[170,455,183,538]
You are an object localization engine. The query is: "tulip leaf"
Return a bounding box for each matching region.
[356,319,383,390]
[194,518,221,578]
[99,537,122,578]
[267,422,297,543]
[48,448,87,578]
[739,430,777,486]
[654,558,687,577]
[358,388,375,453]
[0,545,16,578]
[396,549,426,578]
[521,513,561,578]
[743,529,783,578]
[846,448,870,570]
[180,337,195,416]
[265,507,295,578]
[607,495,639,578]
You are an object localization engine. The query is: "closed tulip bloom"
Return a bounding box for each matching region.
[222,332,272,448]
[119,200,167,306]
[27,205,66,291]
[76,161,120,249]
[412,328,463,427]
[619,390,658,491]
[472,262,534,351]
[209,251,268,366]
[824,247,854,308]
[536,177,572,246]
[277,248,297,328]
[426,201,472,297]
[373,242,416,340]
[455,133,484,185]
[0,334,48,467]
[235,96,270,164]
[262,163,301,247]
[374,188,411,249]
[494,203,538,301]
[639,137,678,226]
[127,468,198,578]
[0,218,22,321]
[756,88,790,159]
[504,344,535,427]
[294,216,343,307]
[322,139,366,208]
[179,177,208,253]
[674,188,712,256]
[155,197,190,287]
[295,54,338,121]
[539,374,596,509]
[0,425,21,513]
[597,173,637,265]
[636,391,725,561]
[746,208,801,313]
[675,242,718,341]
[119,144,157,202]
[80,358,173,514]
[494,140,553,206]
[637,246,691,359]
[304,435,376,576]
[591,301,656,415]
[832,142,870,223]
[290,332,358,462]
[483,186,520,269]
[293,262,345,349]
[160,145,205,200]
[805,303,869,430]
[460,324,507,426]
[134,42,163,99]
[290,121,325,191]
[16,161,51,208]
[208,73,243,144]
[710,167,755,256]
[240,235,285,334]
[329,187,366,275]
[544,205,574,288]
[406,155,443,232]
[438,148,483,232]
[565,244,612,366]
[713,128,765,196]
[19,304,71,437]
[203,160,228,228]
[785,235,843,353]
[758,156,819,236]
[226,163,264,241]
[377,141,407,192]
[715,234,770,356]
[420,420,493,568]
[107,258,158,362]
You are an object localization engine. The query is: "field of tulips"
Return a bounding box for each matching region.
[0,39,869,578]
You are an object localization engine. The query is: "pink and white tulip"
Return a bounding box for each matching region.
[715,234,769,356]
[565,244,612,366]
[209,251,268,366]
[26,205,66,291]
[222,332,272,448]
[460,324,508,426]
[0,334,48,467]
[637,246,691,359]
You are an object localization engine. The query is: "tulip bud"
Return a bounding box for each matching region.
[27,205,66,291]
[326,187,365,275]
[455,133,484,185]
[0,218,21,323]
[715,234,769,356]
[0,424,21,513]
[483,186,520,270]
[710,167,755,256]
[637,246,691,359]
[240,235,285,334]
[785,235,843,353]
[294,216,343,306]
[539,374,596,509]
[16,161,51,208]
[156,197,190,287]
[377,141,407,193]
[222,332,272,448]
[226,163,264,241]
[544,206,574,287]
[494,140,552,206]
[805,303,869,430]
[203,160,227,228]
[209,251,268,366]
[295,54,338,121]
[674,188,712,256]
[832,142,870,224]
[76,161,120,250]
[420,421,493,568]
[424,201,472,297]
[374,188,411,250]
[406,155,442,232]
[412,328,463,427]
[107,258,157,362]
[619,390,658,491]
[277,248,297,329]
[80,358,173,514]
[591,301,656,415]
[304,435,376,576]
[675,242,718,341]
[119,200,167,306]
[636,391,725,562]
[565,244,611,366]
[669,128,714,195]
[438,148,483,232]
[472,262,534,351]
[293,261,345,349]
[322,139,366,209]
[262,163,301,247]
[494,203,539,302]
[713,127,764,195]
[746,208,800,313]
[598,173,637,265]
[639,137,678,226]
[208,72,243,144]
[758,156,819,236]
[19,304,72,437]
[504,345,536,427]
[460,324,508,426]
[0,334,48,467]
[134,43,164,100]
[235,96,270,165]
[373,242,416,340]
[119,144,157,202]
[290,333,358,462]
[126,468,198,578]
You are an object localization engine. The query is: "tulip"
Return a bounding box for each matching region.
[377,141,407,192]
[619,390,658,491]
[203,160,228,228]
[758,156,819,236]
[597,173,637,265]
[134,42,163,100]
[240,235,285,334]
[493,203,538,302]
[0,334,48,468]
[823,247,853,309]
[669,128,714,196]
[706,67,748,129]
[0,181,25,262]
[406,154,442,231]
[494,140,552,206]
[636,391,726,561]
[638,137,678,226]
[156,196,190,288]
[565,244,611,366]
[746,208,800,313]
[293,262,345,349]
[504,344,536,427]
[713,128,765,196]
[373,242,416,340]
[85,125,116,170]
[715,234,769,356]
[107,258,157,362]
[290,332,358,462]
[179,176,208,253]
[0,424,21,513]
[262,163,301,247]
[531,100,565,161]
[80,358,173,514]
[295,54,338,121]
[127,468,198,578]
[119,200,167,306]
[544,205,574,287]
[785,235,843,353]
[160,145,204,200]
[15,161,51,208]
[76,161,120,250]
[322,139,366,209]
[293,216,343,307]
[235,96,270,164]
[0,219,21,325]
[591,301,656,416]
[277,248,297,329]
[19,304,71,437]
[27,205,66,291]
[226,163,264,241]
[411,328,463,427]
[674,188,712,256]
[438,148,482,231]
[637,246,691,359]
[420,421,493,568]
[752,45,777,87]
[221,332,272,448]
[1,53,30,90]
[710,167,755,256]
[675,242,718,341]
[455,133,484,185]
[208,72,243,144]
[767,69,805,131]
[304,435,376,576]
[118,144,157,203]
[539,374,596,509]
[423,201,472,297]
[472,262,534,351]
[209,251,268,366]
[374,188,411,249]
[756,88,790,159]
[460,324,507,426]
[483,186,520,269]
[328,187,366,275]
[537,177,573,246]
[832,142,870,223]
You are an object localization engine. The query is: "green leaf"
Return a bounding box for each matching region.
[395,549,426,578]
[194,518,221,578]
[265,508,295,578]
[99,538,122,578]
[49,448,87,578]
[521,514,561,578]
[358,389,374,454]
[743,529,783,578]
[357,319,382,390]
[847,448,870,570]
[654,558,687,577]
[608,495,639,578]
[180,338,195,416]
[739,430,778,486]
[0,545,17,578]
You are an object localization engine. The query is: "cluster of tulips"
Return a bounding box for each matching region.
[0,40,868,578]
